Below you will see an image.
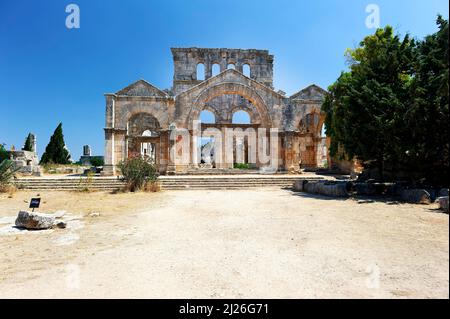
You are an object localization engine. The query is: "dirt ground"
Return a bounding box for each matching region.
[0,189,448,299]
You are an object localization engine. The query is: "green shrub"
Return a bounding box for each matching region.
[118,156,158,192]
[40,123,71,164]
[234,163,252,169]
[0,160,19,190]
[90,156,104,167]
[0,144,8,163]
[78,171,94,192]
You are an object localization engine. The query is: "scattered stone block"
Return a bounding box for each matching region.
[56,221,67,229]
[303,181,348,197]
[15,211,68,230]
[357,200,375,204]
[438,188,449,197]
[293,180,306,192]
[438,196,449,213]
[400,189,431,204]
[354,183,377,195]
[15,211,55,230]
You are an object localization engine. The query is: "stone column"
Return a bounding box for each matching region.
[221,127,233,169]
[205,60,212,79]
[102,94,116,175]
[220,59,227,72]
[235,63,243,73]
[166,126,176,175]
[103,129,115,176]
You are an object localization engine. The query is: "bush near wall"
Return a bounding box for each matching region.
[118,156,158,192]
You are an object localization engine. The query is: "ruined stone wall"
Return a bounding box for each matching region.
[171,48,274,95]
[103,49,330,175]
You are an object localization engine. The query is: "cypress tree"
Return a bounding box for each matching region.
[40,123,71,164]
[0,144,8,163]
[22,133,33,152]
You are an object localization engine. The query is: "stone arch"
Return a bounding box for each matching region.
[229,104,260,124]
[119,104,169,131]
[188,83,272,129]
[196,63,205,81]
[211,63,221,76]
[127,112,161,136]
[298,108,324,136]
[231,110,252,124]
[242,64,251,77]
[199,106,218,124]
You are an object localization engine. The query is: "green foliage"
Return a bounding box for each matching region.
[78,171,94,192]
[22,133,33,152]
[118,156,158,192]
[0,144,8,163]
[40,123,71,165]
[90,156,104,167]
[234,163,252,169]
[405,16,449,185]
[323,17,449,185]
[0,160,19,186]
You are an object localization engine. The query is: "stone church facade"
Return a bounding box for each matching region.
[103,48,330,175]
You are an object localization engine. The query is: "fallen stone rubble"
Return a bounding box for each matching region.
[15,211,67,230]
[293,180,449,212]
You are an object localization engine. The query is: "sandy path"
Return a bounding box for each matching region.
[0,189,448,298]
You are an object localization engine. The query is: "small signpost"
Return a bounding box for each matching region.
[29,198,41,212]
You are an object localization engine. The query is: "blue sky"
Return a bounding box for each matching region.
[0,0,448,160]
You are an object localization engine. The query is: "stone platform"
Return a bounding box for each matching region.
[14,174,325,191]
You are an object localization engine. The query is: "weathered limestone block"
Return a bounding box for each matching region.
[400,189,431,204]
[293,180,306,192]
[354,183,377,196]
[303,181,348,197]
[438,188,449,197]
[15,211,67,230]
[15,211,55,229]
[438,196,449,213]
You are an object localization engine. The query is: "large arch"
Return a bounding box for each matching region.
[118,103,169,131]
[123,111,165,168]
[128,112,161,136]
[229,104,260,124]
[187,82,272,129]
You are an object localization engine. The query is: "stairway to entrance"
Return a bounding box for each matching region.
[14,175,324,191]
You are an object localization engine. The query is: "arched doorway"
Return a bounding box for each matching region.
[127,113,161,166]
[199,110,217,168]
[187,83,273,170]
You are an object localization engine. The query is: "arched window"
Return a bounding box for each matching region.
[227,63,235,70]
[212,63,220,76]
[197,63,205,81]
[142,130,159,137]
[199,110,216,124]
[243,64,250,77]
[232,110,251,124]
[320,123,326,137]
[128,113,160,136]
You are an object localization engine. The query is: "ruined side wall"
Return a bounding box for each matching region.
[171,48,274,95]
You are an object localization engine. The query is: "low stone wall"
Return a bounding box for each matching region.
[294,179,449,210]
[294,180,349,197]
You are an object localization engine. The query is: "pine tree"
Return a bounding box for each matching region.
[40,123,71,164]
[22,133,33,152]
[323,17,449,185]
[0,144,8,163]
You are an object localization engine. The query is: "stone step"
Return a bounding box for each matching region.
[14,176,321,191]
